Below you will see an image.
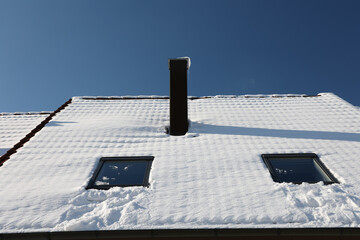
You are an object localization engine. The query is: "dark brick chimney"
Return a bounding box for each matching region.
[168,58,190,136]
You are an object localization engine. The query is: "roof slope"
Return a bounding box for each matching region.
[0,112,50,157]
[0,93,359,233]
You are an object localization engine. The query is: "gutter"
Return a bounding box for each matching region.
[1,228,360,240]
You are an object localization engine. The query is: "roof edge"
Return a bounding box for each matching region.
[0,112,52,116]
[1,228,360,239]
[319,92,359,109]
[0,98,72,166]
[76,93,324,101]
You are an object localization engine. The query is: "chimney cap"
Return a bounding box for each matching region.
[168,57,191,70]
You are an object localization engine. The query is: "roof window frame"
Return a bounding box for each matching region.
[261,153,339,184]
[86,156,154,190]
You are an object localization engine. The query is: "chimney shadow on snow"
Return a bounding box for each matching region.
[190,122,360,142]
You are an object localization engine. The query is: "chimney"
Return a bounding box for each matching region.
[168,58,190,136]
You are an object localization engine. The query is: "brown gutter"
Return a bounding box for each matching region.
[0,98,72,166]
[0,228,359,240]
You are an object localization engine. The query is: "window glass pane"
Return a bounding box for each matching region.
[94,161,148,186]
[269,158,332,183]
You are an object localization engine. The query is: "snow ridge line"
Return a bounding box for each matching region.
[0,99,73,167]
[0,112,51,116]
[80,95,320,101]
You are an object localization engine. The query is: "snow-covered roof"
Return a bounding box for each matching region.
[0,93,359,233]
[0,112,50,157]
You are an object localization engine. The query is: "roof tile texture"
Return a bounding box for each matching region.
[0,93,359,232]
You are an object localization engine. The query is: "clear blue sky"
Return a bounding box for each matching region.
[0,0,359,112]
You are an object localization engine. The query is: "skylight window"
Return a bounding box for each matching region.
[86,156,154,189]
[261,153,338,184]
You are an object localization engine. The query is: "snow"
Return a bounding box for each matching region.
[0,113,50,157]
[176,56,191,69]
[0,93,360,233]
